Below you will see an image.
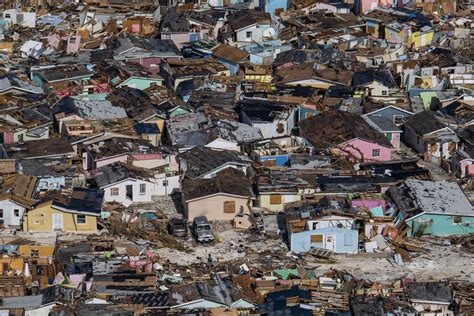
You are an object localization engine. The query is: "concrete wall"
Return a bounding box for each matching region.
[332,138,392,162]
[290,227,358,253]
[0,199,26,228]
[186,194,250,221]
[407,213,474,237]
[25,203,97,234]
[258,192,300,212]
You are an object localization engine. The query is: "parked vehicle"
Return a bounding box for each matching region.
[192,216,214,243]
[167,218,188,237]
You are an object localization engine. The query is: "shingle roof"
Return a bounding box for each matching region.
[299,110,392,149]
[179,146,248,178]
[182,168,252,201]
[213,44,249,63]
[404,111,447,135]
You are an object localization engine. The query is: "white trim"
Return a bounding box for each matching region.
[186,192,252,203]
[406,211,474,222]
[363,105,414,116]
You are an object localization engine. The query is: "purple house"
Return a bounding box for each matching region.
[299,110,392,162]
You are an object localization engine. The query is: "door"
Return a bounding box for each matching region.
[53,214,63,231]
[126,185,133,201]
[325,235,335,252]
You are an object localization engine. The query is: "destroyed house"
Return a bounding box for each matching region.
[160,59,230,92]
[256,171,312,212]
[352,70,399,97]
[182,168,253,221]
[0,107,52,144]
[113,35,182,71]
[222,10,276,45]
[84,137,157,171]
[299,110,392,161]
[239,99,296,139]
[388,179,474,237]
[170,274,256,310]
[32,65,94,93]
[0,74,44,96]
[0,138,75,160]
[179,146,250,179]
[407,282,454,315]
[404,111,459,164]
[94,162,180,206]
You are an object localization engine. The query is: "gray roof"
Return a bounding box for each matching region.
[0,75,44,94]
[404,179,474,216]
[0,295,46,309]
[55,98,128,121]
[94,163,152,188]
[179,147,248,179]
[363,115,401,133]
[214,120,263,143]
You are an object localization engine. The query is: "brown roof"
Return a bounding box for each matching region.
[182,168,252,201]
[299,109,392,150]
[274,62,352,86]
[213,44,249,63]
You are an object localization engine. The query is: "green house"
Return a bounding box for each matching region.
[117,76,163,90]
[390,179,474,237]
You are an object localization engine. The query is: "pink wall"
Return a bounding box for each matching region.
[361,0,393,13]
[95,155,128,170]
[387,132,401,149]
[335,138,392,162]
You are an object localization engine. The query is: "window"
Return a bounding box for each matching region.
[386,132,392,141]
[270,195,282,205]
[69,37,76,44]
[0,209,3,218]
[111,188,119,196]
[140,183,146,195]
[31,249,39,257]
[77,215,86,224]
[453,215,462,224]
[14,209,19,217]
[4,13,11,19]
[381,91,388,96]
[372,149,381,157]
[393,115,404,125]
[305,112,314,119]
[277,123,284,133]
[246,31,252,39]
[223,201,236,213]
[310,234,323,243]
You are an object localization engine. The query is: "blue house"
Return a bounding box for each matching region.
[389,179,474,237]
[290,227,358,254]
[259,0,289,15]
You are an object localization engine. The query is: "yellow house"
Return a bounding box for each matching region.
[23,188,103,234]
[408,30,434,49]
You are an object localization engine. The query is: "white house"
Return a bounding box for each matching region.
[95,163,180,206]
[3,9,36,28]
[0,195,32,229]
[240,99,296,139]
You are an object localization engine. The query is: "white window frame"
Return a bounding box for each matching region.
[139,183,146,195]
[393,115,404,124]
[111,187,119,196]
[372,148,381,157]
[77,214,87,225]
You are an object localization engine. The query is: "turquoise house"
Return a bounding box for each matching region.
[290,227,358,254]
[117,76,163,90]
[390,179,474,237]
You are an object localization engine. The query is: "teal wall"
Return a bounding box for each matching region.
[169,107,190,117]
[119,77,163,90]
[407,213,474,237]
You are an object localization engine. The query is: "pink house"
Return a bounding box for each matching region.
[299,109,393,162]
[360,0,394,13]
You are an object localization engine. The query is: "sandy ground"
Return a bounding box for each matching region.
[313,243,474,283]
